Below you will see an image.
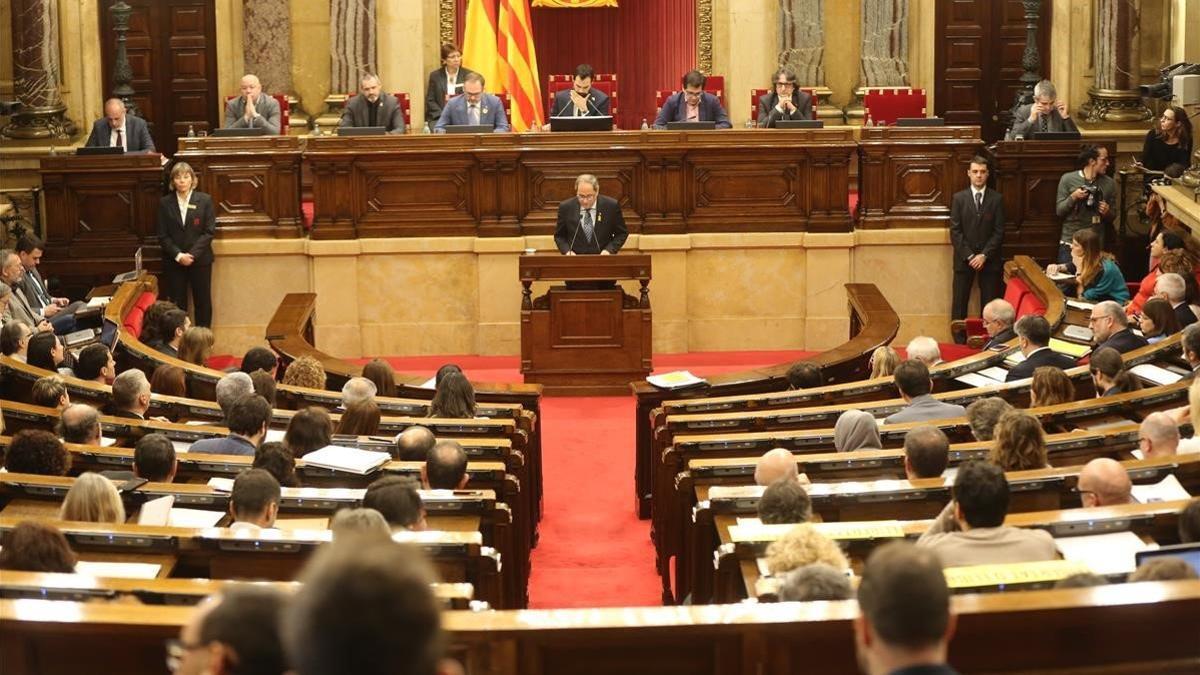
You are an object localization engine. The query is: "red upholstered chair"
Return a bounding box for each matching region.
[1017,291,1047,317]
[222,94,290,135]
[1004,277,1031,310]
[391,92,412,129]
[862,88,927,126]
[546,74,618,117]
[749,87,816,121]
[656,74,726,115]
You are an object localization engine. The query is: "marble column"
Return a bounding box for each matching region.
[778,0,840,121]
[317,0,377,132]
[2,0,77,139]
[243,0,297,128]
[846,0,909,122]
[1080,0,1151,123]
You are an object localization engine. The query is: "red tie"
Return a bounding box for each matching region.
[115,129,124,148]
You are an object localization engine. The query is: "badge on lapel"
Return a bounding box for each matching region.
[193,217,201,227]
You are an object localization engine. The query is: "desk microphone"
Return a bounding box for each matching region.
[566,213,580,253]
[584,94,604,117]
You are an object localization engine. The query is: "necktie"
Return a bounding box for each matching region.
[975,191,983,213]
[115,129,123,148]
[468,104,480,126]
[581,209,595,243]
[1039,114,1047,133]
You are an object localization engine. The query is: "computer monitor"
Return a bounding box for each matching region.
[76,146,124,156]
[1134,542,1200,575]
[443,124,494,134]
[337,126,388,136]
[666,121,716,131]
[775,119,824,129]
[549,116,613,132]
[1031,131,1082,141]
[896,117,945,127]
[211,127,268,137]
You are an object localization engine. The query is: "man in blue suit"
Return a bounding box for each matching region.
[84,98,155,151]
[434,72,510,133]
[653,70,731,129]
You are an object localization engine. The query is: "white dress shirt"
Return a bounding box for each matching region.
[109,123,127,148]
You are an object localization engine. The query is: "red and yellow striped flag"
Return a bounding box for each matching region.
[462,0,502,93]
[498,0,544,131]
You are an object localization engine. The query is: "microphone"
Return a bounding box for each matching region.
[585,94,604,117]
[566,211,580,253]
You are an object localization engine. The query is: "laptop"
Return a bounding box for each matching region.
[211,127,267,137]
[76,146,124,156]
[112,247,143,284]
[896,117,945,127]
[1031,131,1082,141]
[666,121,717,131]
[549,115,613,132]
[337,126,388,136]
[775,119,824,129]
[443,124,494,134]
[1134,542,1200,575]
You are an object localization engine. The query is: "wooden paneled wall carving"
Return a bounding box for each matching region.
[857,126,984,229]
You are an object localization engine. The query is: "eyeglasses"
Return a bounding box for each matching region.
[165,639,208,672]
[683,90,704,99]
[774,81,794,87]
[576,193,597,201]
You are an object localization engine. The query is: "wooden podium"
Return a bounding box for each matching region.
[519,253,652,396]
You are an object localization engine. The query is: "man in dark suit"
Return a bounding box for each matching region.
[1008,79,1078,139]
[107,369,152,420]
[756,67,813,128]
[1153,272,1198,329]
[339,73,406,134]
[549,64,610,119]
[84,98,155,151]
[14,234,84,334]
[981,299,1017,349]
[1006,314,1076,381]
[554,174,628,255]
[190,395,271,457]
[223,74,281,134]
[1089,301,1149,355]
[653,70,731,129]
[434,72,510,132]
[950,156,1005,325]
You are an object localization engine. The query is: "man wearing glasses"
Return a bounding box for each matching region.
[166,586,286,674]
[555,173,628,256]
[653,70,731,129]
[980,299,1017,349]
[1088,300,1148,355]
[756,67,813,128]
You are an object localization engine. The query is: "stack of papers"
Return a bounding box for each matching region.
[1048,338,1090,358]
[207,477,235,492]
[1129,363,1184,386]
[75,561,162,579]
[1061,325,1094,342]
[86,296,112,308]
[1055,531,1152,576]
[301,445,391,475]
[646,371,707,389]
[1066,300,1096,311]
[1131,474,1192,503]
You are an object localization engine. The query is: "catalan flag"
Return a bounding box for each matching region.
[462,0,502,93]
[498,0,544,131]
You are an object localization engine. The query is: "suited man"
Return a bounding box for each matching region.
[554,174,628,255]
[883,360,967,425]
[756,67,813,128]
[548,64,610,119]
[425,43,477,125]
[340,73,406,134]
[0,250,51,333]
[84,98,155,152]
[223,74,281,134]
[190,395,271,457]
[950,157,1005,323]
[107,370,152,421]
[1009,79,1078,139]
[156,162,216,327]
[981,299,1017,350]
[653,70,731,129]
[15,234,84,334]
[1005,314,1076,381]
[1089,300,1148,355]
[434,72,510,132]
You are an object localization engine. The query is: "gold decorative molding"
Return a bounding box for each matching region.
[439,0,455,47]
[697,0,712,73]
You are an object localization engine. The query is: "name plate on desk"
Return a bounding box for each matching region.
[730,520,906,543]
[943,559,1089,589]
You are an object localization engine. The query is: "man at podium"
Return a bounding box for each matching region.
[554,174,628,255]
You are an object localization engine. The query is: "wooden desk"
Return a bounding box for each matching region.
[857,125,983,229]
[37,154,165,296]
[302,129,857,239]
[519,254,652,395]
[176,136,303,238]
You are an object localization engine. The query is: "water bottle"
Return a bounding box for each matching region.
[640,118,649,130]
[865,114,874,128]
[422,122,431,134]
[187,124,195,138]
[313,120,321,137]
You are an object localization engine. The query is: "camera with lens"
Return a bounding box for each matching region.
[1080,183,1101,208]
[1139,62,1200,99]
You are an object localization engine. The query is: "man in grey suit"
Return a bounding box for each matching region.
[756,67,813,128]
[949,156,1005,325]
[0,250,50,333]
[1008,79,1078,139]
[340,73,406,134]
[435,72,510,132]
[15,234,83,334]
[883,360,967,425]
[84,98,155,151]
[224,74,281,134]
[189,394,272,457]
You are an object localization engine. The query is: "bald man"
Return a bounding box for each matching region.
[1077,458,1133,508]
[754,448,799,486]
[85,98,155,151]
[224,74,281,134]
[1139,412,1180,459]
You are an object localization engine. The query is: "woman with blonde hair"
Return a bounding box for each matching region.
[989,410,1049,471]
[176,326,214,366]
[1029,366,1075,407]
[282,355,327,391]
[869,346,899,379]
[59,472,126,524]
[764,524,850,576]
[156,161,215,327]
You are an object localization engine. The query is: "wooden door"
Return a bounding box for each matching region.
[935,0,1051,142]
[99,0,219,156]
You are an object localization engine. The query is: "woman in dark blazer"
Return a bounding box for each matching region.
[425,43,477,125]
[156,161,215,327]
